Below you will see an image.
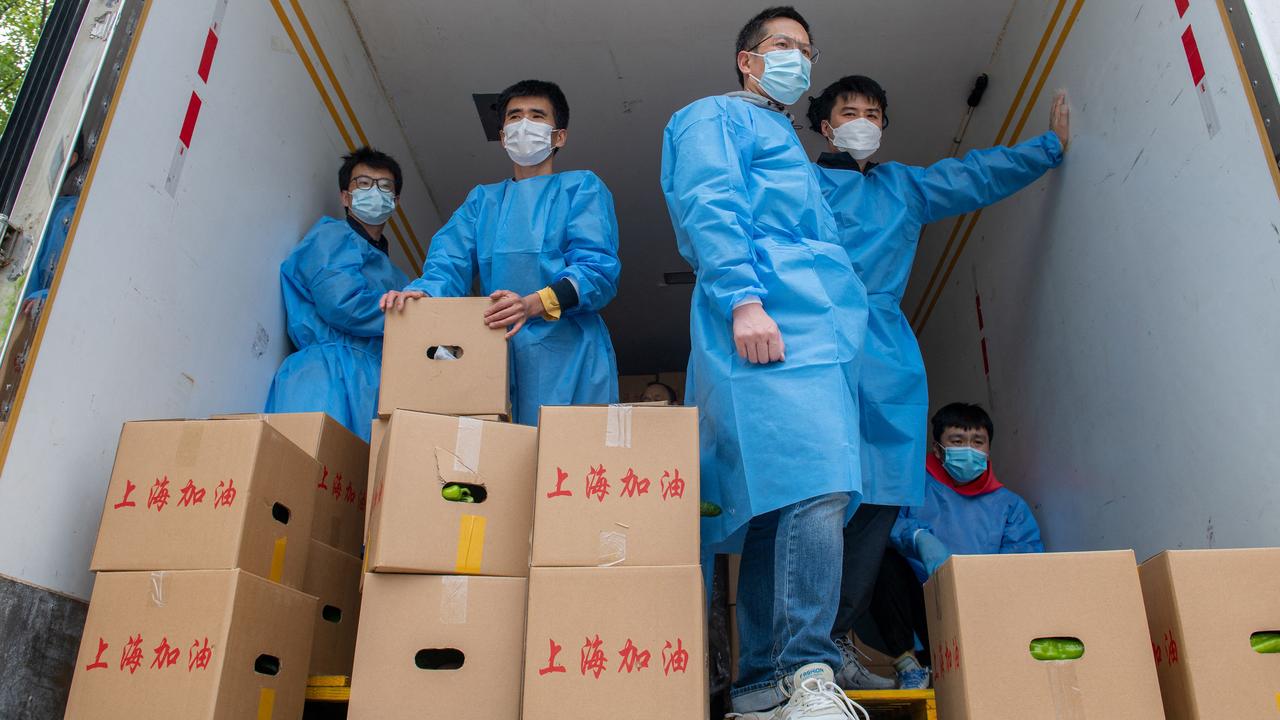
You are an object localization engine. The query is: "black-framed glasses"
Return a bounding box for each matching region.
[351,175,395,193]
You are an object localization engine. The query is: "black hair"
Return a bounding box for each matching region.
[497,79,571,130]
[645,382,679,403]
[735,6,812,87]
[805,75,890,135]
[931,403,995,444]
[339,146,403,195]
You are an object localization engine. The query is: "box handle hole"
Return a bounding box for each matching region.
[415,648,464,670]
[321,605,342,624]
[441,482,488,504]
[271,502,290,525]
[1251,631,1280,654]
[426,345,463,360]
[254,654,281,676]
[1029,637,1084,661]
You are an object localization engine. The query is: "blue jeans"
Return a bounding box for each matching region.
[731,492,850,713]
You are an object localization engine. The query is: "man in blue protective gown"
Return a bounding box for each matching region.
[804,76,1069,690]
[379,80,620,426]
[21,136,88,320]
[660,8,871,718]
[265,147,410,441]
[854,403,1043,688]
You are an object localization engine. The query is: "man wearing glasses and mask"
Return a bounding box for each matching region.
[660,7,871,719]
[380,79,621,427]
[265,146,409,441]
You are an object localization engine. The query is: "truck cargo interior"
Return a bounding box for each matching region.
[0,0,1277,716]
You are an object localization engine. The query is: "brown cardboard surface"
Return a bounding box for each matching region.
[727,553,740,605]
[302,540,362,676]
[364,418,388,549]
[366,410,537,577]
[532,406,699,567]
[522,565,707,720]
[64,569,315,720]
[1139,548,1280,719]
[90,419,320,589]
[213,412,370,556]
[349,574,527,719]
[924,551,1165,719]
[657,371,686,403]
[617,375,655,403]
[263,413,369,557]
[378,297,508,417]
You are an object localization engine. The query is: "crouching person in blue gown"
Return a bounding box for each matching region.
[854,403,1044,689]
[265,147,410,441]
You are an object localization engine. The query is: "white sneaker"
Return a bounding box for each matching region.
[776,664,870,720]
[833,637,896,690]
[725,710,781,720]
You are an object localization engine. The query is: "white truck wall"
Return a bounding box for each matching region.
[906,0,1280,558]
[0,0,439,599]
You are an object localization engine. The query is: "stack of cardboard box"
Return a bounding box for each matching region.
[522,404,707,719]
[63,418,325,719]
[218,413,371,680]
[349,298,535,718]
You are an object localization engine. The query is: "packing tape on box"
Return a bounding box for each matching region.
[440,576,469,624]
[1045,660,1084,720]
[597,529,628,567]
[453,417,483,473]
[454,514,486,574]
[257,687,275,719]
[149,571,167,607]
[606,405,633,448]
[269,537,287,583]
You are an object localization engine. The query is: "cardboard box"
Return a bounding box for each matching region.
[523,565,706,719]
[366,410,537,576]
[91,419,320,589]
[64,569,316,720]
[302,539,362,676]
[214,412,369,557]
[657,371,686,404]
[924,551,1164,719]
[617,375,655,403]
[532,405,699,568]
[1139,548,1280,719]
[727,553,740,605]
[349,574,527,719]
[378,297,508,418]
[365,417,389,547]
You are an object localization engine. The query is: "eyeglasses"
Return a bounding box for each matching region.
[350,175,395,193]
[751,33,820,63]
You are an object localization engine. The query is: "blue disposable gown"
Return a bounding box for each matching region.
[891,476,1044,582]
[405,170,620,426]
[661,95,870,549]
[815,131,1064,508]
[266,217,409,441]
[24,195,78,302]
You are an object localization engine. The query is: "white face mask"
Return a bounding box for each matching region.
[831,117,882,160]
[502,118,556,167]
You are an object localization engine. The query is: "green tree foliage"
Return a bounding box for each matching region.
[0,0,51,136]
